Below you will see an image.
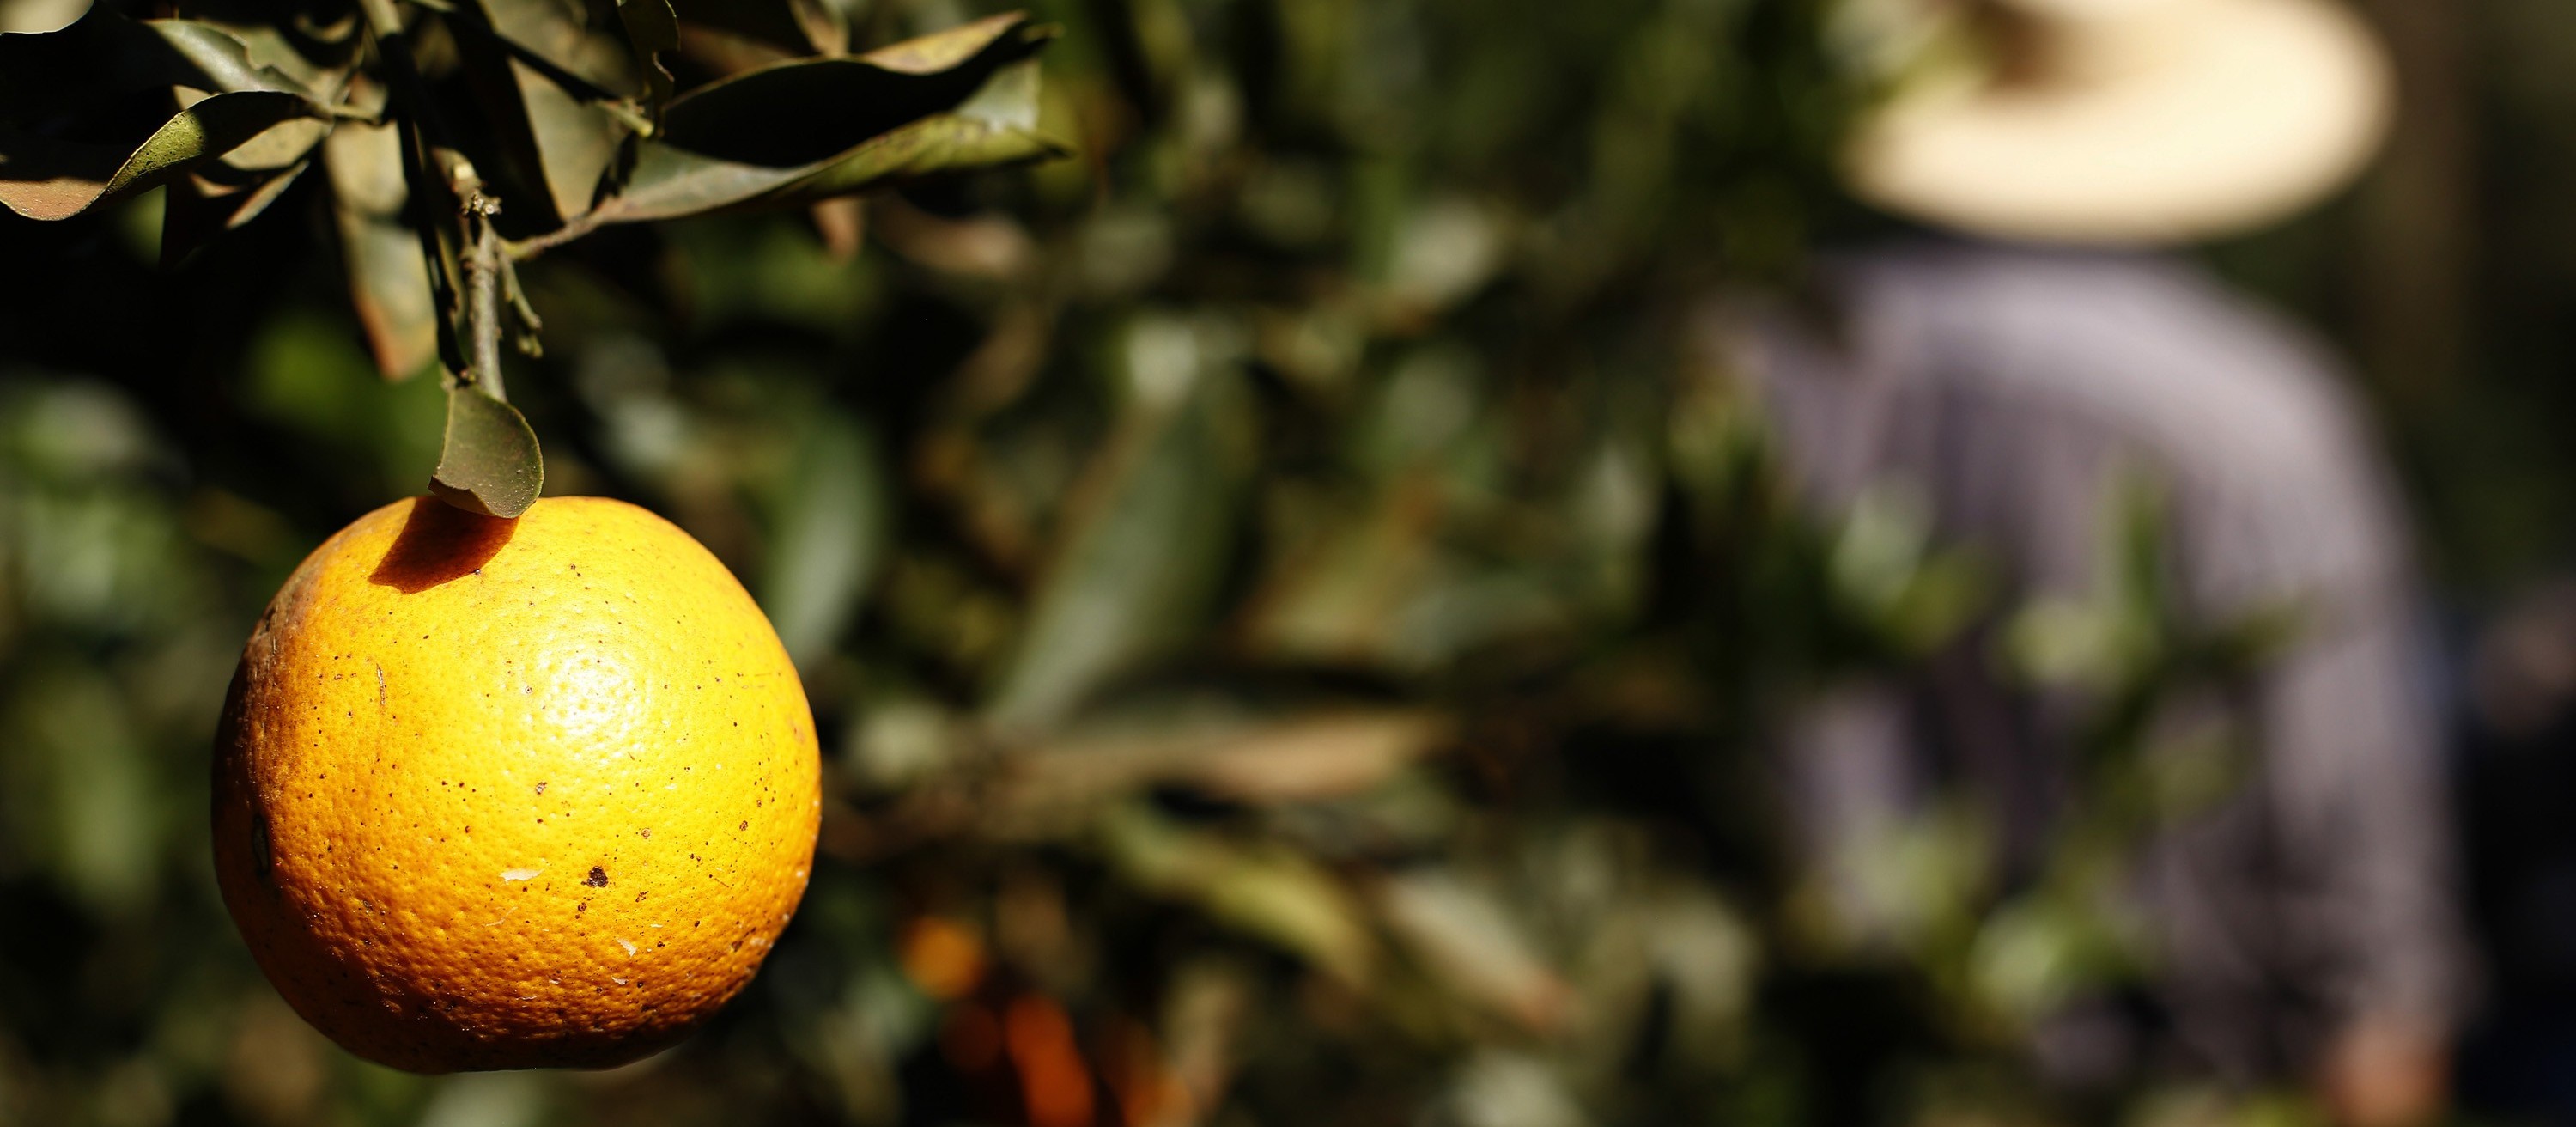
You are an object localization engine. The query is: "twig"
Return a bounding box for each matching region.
[501,256,544,356]
[463,197,509,402]
[355,0,474,374]
[504,210,606,260]
[359,0,519,394]
[353,0,448,144]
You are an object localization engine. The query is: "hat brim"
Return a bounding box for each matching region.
[1844,0,2392,245]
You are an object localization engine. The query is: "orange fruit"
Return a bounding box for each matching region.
[212,496,822,1072]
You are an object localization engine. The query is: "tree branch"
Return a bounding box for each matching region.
[464,198,508,402]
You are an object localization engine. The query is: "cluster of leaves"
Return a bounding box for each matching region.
[1,0,1062,515]
[0,1,2328,1126]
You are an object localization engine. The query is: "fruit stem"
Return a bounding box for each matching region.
[464,200,509,403]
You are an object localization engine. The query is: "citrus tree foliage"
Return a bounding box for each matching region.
[0,1,2295,1125]
[2,0,1060,515]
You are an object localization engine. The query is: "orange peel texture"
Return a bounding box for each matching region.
[212,496,822,1072]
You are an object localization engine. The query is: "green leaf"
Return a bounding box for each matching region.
[1000,708,1450,811]
[1097,804,1375,983]
[138,18,324,98]
[446,0,647,229]
[323,119,440,379]
[509,66,629,228]
[0,89,318,222]
[4,669,160,917]
[1376,869,1573,1032]
[216,115,333,173]
[666,0,845,56]
[660,14,1044,160]
[758,411,888,668]
[584,15,1063,225]
[616,0,680,108]
[472,0,644,98]
[0,9,317,124]
[985,317,1255,732]
[762,61,1059,202]
[444,3,577,233]
[168,13,362,96]
[428,385,544,519]
[159,157,309,268]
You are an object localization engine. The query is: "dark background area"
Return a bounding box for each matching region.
[10,0,2576,1124]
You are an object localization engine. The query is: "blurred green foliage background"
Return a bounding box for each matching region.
[0,0,2567,1124]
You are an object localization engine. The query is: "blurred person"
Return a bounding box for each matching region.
[1714,0,2474,1121]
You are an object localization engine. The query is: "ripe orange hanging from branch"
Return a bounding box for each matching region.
[211,496,823,1072]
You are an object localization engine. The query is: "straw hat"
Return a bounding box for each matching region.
[1843,0,2394,245]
